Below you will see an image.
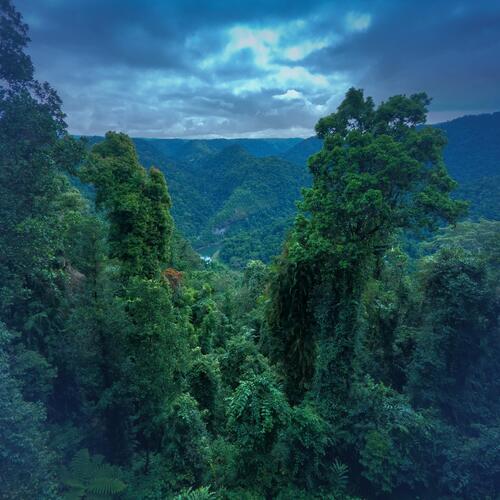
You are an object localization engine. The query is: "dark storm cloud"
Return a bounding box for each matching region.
[19,0,332,71]
[14,0,500,137]
[304,0,500,116]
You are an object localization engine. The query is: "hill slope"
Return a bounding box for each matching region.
[436,112,500,182]
[435,112,500,220]
[278,113,500,221]
[83,112,499,266]
[129,139,308,266]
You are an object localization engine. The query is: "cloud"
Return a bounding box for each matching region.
[14,0,500,137]
[304,0,500,116]
[284,39,330,61]
[345,12,372,32]
[273,89,304,100]
[226,26,280,66]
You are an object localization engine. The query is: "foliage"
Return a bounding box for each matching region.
[0,324,58,499]
[81,132,173,278]
[172,486,216,500]
[349,377,432,494]
[268,88,467,403]
[224,370,290,492]
[82,110,500,269]
[273,403,344,494]
[160,393,210,490]
[60,448,126,499]
[227,373,289,439]
[1,4,499,499]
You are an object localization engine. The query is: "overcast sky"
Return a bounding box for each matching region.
[16,0,500,138]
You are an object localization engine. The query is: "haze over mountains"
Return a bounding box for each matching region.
[86,111,500,267]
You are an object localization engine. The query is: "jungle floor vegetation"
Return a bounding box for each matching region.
[1,1,499,498]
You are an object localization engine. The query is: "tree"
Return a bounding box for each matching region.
[403,224,500,498]
[407,248,495,419]
[226,370,290,490]
[0,324,58,499]
[268,88,467,405]
[81,132,173,278]
[80,132,187,464]
[0,0,84,349]
[0,0,34,84]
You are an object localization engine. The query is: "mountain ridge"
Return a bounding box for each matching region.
[82,111,499,266]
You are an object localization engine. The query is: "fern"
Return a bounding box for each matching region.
[331,459,349,493]
[60,449,126,499]
[173,485,216,499]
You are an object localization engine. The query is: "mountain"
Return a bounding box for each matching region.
[82,112,499,267]
[129,140,308,266]
[277,113,500,221]
[137,137,301,161]
[434,112,500,220]
[436,112,500,182]
[282,136,323,166]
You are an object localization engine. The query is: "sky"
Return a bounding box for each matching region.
[16,0,500,138]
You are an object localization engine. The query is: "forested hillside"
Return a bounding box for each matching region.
[83,112,499,267]
[1,2,499,499]
[436,112,500,182]
[436,112,500,220]
[83,135,308,266]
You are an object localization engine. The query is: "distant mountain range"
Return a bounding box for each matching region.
[129,139,309,266]
[83,111,499,266]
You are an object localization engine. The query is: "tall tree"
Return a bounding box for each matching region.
[0,0,83,346]
[81,132,185,462]
[268,88,467,404]
[81,132,173,278]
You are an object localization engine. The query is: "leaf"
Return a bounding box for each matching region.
[87,477,126,496]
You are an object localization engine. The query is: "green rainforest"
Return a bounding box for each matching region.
[1,1,499,499]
